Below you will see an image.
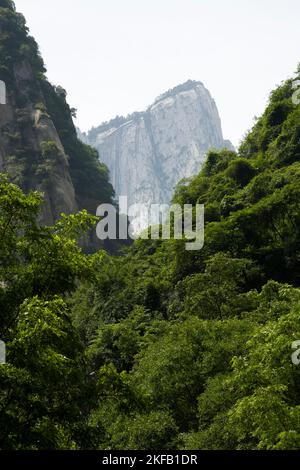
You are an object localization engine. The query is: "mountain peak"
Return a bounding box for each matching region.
[82,81,233,231]
[153,80,205,105]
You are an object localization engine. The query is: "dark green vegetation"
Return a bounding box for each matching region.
[1,0,300,453]
[1,61,300,449]
[0,0,114,239]
[40,81,114,216]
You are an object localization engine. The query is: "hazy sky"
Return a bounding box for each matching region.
[14,0,300,147]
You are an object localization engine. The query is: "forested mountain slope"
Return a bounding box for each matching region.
[70,64,300,450]
[84,80,233,232]
[1,0,300,451]
[0,0,114,232]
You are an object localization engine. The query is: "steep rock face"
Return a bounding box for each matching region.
[0,2,76,224]
[0,60,77,225]
[86,81,233,220]
[0,1,114,234]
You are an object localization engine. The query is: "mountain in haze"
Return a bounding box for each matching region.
[0,0,114,247]
[81,80,233,227]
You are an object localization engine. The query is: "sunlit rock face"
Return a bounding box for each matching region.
[0,61,77,226]
[84,80,233,230]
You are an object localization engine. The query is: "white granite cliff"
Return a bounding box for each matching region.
[82,81,233,228]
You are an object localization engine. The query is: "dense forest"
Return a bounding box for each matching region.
[1,0,300,452]
[1,60,300,448]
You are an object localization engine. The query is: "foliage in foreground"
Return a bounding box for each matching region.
[70,66,300,450]
[1,64,300,449]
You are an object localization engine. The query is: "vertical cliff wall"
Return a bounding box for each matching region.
[86,81,233,218]
[0,0,114,231]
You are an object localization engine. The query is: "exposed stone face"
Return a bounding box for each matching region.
[85,81,233,227]
[0,58,77,225]
[76,127,88,145]
[0,2,117,252]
